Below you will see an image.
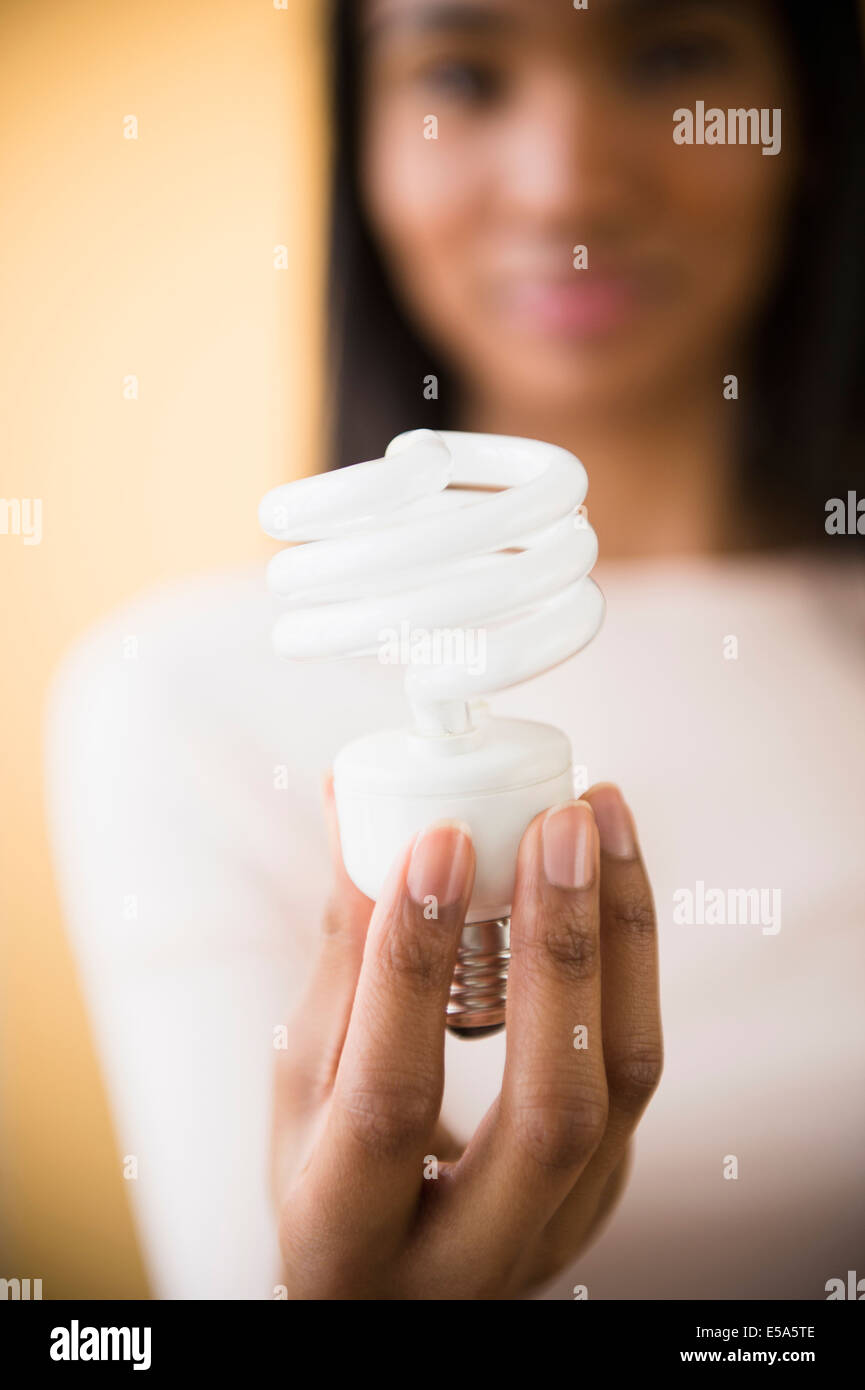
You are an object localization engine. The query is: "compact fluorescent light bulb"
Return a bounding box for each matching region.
[259,430,604,1037]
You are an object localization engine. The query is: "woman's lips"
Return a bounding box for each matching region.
[498,274,647,338]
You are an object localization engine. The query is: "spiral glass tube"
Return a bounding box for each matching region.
[260,429,604,1034]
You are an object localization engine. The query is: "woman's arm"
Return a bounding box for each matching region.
[44,597,327,1297]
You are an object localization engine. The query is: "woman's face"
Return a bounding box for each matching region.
[358,0,800,421]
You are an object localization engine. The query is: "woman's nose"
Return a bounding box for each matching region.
[494,78,646,233]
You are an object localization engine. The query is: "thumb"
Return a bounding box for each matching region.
[272,774,375,1201]
[320,770,375,939]
[276,773,373,1112]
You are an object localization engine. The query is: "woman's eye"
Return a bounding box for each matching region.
[628,35,731,87]
[416,58,502,105]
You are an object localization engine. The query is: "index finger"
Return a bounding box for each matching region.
[542,784,662,1263]
[283,820,474,1277]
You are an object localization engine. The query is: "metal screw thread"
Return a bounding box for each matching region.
[445,918,510,1039]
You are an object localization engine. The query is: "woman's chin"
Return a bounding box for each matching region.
[484,349,684,424]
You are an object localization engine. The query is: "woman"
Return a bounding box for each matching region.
[48,0,865,1299]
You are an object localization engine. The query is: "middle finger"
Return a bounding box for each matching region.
[438,801,608,1271]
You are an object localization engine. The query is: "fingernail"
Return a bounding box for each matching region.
[407,820,473,909]
[542,800,596,889]
[588,786,637,859]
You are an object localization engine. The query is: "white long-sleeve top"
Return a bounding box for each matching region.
[45,552,865,1299]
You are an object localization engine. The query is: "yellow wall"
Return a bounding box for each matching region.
[0,0,327,1296]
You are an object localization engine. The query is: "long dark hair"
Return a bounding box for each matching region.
[325,0,865,547]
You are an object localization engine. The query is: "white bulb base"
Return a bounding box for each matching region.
[333,711,574,1033]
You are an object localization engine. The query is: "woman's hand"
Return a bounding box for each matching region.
[271,778,662,1300]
